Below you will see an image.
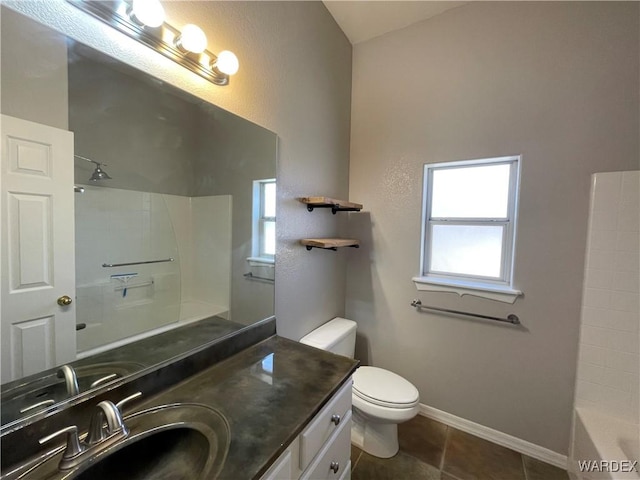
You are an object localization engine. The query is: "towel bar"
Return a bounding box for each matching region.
[410,299,520,325]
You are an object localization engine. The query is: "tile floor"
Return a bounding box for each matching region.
[350,415,570,480]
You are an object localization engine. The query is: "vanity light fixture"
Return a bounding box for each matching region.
[175,24,207,54]
[68,0,239,86]
[129,0,165,28]
[212,50,240,76]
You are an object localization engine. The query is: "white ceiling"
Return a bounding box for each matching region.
[323,1,467,45]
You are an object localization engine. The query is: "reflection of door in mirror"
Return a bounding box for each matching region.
[0,115,77,383]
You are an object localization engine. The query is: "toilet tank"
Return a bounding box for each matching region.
[299,317,357,358]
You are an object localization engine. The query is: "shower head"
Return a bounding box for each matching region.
[89,165,112,181]
[74,154,112,182]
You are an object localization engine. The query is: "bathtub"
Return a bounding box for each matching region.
[77,301,228,359]
[180,300,228,323]
[570,407,639,480]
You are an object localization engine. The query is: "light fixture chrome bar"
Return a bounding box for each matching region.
[67,0,233,86]
[410,299,520,325]
[102,258,174,268]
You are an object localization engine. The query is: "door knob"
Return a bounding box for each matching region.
[57,295,73,306]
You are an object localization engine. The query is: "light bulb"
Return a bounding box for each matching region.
[130,0,165,28]
[176,24,207,54]
[214,50,239,76]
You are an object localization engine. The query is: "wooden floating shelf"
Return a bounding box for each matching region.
[298,196,363,214]
[300,238,360,251]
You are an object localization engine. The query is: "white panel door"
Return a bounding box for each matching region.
[1,114,76,383]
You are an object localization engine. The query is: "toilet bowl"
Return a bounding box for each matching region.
[299,318,420,459]
[351,366,420,458]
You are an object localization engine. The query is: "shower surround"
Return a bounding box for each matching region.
[570,171,639,479]
[75,185,231,354]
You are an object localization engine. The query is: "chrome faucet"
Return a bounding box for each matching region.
[39,392,142,470]
[57,365,79,397]
[86,400,128,445]
[18,366,78,415]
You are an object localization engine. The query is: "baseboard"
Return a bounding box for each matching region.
[418,403,568,470]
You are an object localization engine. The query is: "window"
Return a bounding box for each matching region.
[251,178,276,263]
[414,156,521,302]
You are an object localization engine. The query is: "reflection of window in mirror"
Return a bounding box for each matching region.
[250,179,276,264]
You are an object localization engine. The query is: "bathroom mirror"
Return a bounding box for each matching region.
[0,6,276,428]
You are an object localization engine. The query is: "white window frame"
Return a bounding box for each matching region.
[413,156,522,303]
[249,178,276,265]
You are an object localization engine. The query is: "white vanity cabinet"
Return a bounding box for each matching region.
[260,379,352,480]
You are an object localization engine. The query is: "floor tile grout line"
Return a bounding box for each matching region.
[439,425,450,472]
[353,416,569,480]
[351,445,363,472]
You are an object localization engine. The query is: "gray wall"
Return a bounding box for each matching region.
[159,1,353,340]
[4,1,353,341]
[347,2,639,455]
[69,51,199,195]
[194,107,277,325]
[0,7,68,129]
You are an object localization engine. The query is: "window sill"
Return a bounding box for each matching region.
[412,276,522,304]
[247,256,275,267]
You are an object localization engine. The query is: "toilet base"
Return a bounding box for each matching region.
[351,409,399,458]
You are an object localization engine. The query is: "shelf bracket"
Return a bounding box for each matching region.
[305,245,359,252]
[298,197,362,215]
[305,204,346,214]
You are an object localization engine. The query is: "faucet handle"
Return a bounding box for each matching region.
[39,425,83,459]
[89,373,118,389]
[115,391,142,413]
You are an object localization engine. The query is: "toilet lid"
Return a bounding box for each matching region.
[353,366,419,408]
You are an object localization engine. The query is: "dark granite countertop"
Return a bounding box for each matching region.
[131,335,358,480]
[1,316,248,428]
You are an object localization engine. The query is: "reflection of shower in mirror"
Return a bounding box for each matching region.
[74,154,112,182]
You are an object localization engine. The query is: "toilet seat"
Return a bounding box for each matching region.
[353,366,419,409]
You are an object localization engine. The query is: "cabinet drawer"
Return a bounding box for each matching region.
[300,410,352,480]
[299,379,352,471]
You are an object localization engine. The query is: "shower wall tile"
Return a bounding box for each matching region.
[587,249,616,271]
[614,251,640,272]
[607,330,639,354]
[575,171,640,425]
[616,231,640,252]
[75,185,181,353]
[610,291,640,314]
[580,325,608,347]
[581,307,610,329]
[583,288,611,308]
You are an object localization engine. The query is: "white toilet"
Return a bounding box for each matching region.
[300,317,420,458]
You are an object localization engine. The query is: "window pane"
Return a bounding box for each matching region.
[262,220,276,256]
[263,182,276,218]
[430,225,503,278]
[431,163,511,218]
